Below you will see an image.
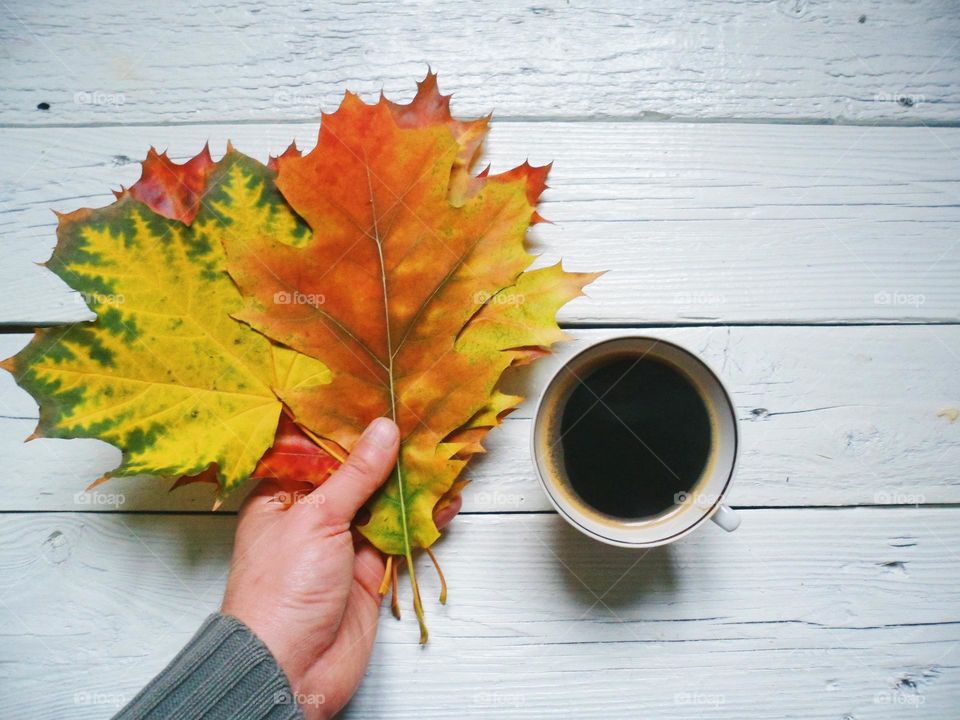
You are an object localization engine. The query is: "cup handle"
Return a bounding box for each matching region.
[711,504,741,532]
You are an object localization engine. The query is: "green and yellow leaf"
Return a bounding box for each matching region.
[2,150,328,490]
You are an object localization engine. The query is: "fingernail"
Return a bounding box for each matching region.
[364,417,398,449]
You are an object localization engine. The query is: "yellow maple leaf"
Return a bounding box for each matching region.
[3,150,329,490]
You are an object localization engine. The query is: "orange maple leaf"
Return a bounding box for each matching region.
[225,74,599,640]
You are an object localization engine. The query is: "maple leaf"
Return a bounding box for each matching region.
[120,144,216,224]
[117,143,339,495]
[171,414,340,495]
[251,414,340,485]
[224,74,600,640]
[2,148,330,490]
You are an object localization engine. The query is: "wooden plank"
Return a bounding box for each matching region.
[1,122,959,326]
[1,0,958,125]
[0,509,957,718]
[2,326,957,512]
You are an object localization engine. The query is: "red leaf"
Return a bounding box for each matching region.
[251,413,340,485]
[124,145,216,223]
[172,414,339,493]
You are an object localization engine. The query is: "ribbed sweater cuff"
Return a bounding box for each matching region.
[114,613,304,720]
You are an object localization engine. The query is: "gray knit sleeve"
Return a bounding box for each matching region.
[113,613,304,720]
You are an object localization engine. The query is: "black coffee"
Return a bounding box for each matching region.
[559,355,712,519]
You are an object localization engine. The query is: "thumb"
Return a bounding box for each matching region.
[307,417,399,524]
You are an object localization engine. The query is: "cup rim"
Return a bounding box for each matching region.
[530,335,739,548]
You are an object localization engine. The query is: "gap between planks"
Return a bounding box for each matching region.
[7,116,960,130]
[3,321,960,333]
[4,503,960,517]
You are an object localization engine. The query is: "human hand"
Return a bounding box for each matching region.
[221,417,460,719]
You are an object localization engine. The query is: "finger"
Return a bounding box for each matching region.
[238,478,312,521]
[233,481,294,556]
[434,494,462,530]
[353,541,387,600]
[307,417,399,524]
[238,480,284,521]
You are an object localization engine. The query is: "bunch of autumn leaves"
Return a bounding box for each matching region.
[3,75,598,638]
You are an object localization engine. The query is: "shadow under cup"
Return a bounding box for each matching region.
[532,337,738,548]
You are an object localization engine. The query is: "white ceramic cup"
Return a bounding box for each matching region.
[531,336,741,548]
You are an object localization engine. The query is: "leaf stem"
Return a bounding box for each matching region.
[378,555,393,596]
[390,555,402,620]
[425,546,448,605]
[295,422,347,464]
[394,467,428,642]
[366,154,428,643]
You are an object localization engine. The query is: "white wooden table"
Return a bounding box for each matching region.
[2,2,959,717]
